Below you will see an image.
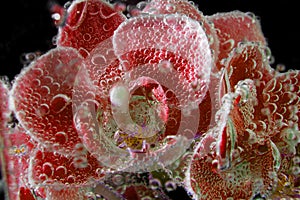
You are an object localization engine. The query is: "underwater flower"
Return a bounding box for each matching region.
[0,0,299,199]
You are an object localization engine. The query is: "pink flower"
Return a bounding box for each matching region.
[0,0,299,199]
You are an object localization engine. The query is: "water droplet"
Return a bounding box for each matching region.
[50,94,71,113]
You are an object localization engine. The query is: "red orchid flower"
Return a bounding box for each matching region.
[0,0,299,200]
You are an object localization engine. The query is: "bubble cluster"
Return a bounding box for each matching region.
[1,0,299,199]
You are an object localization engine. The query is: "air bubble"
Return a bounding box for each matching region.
[136,1,148,10]
[55,165,68,176]
[55,131,68,144]
[52,13,61,21]
[67,175,76,184]
[149,178,162,190]
[262,47,272,62]
[38,173,48,182]
[50,94,71,113]
[42,162,54,177]
[111,174,124,186]
[275,63,286,72]
[166,4,176,12]
[222,39,235,52]
[165,180,177,192]
[20,52,40,66]
[40,85,51,96]
[35,103,50,117]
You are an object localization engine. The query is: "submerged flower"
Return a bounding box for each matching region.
[0,0,299,199]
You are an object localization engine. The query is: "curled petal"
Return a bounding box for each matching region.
[113,14,212,105]
[29,148,105,187]
[10,47,83,155]
[0,78,10,136]
[222,42,275,133]
[185,80,278,199]
[208,11,267,70]
[142,0,220,65]
[57,0,126,57]
[142,0,203,21]
[263,70,300,155]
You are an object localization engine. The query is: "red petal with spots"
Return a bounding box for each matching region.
[29,148,105,187]
[185,82,278,199]
[142,0,203,21]
[223,42,275,133]
[263,70,300,154]
[0,78,10,137]
[113,14,212,105]
[142,0,220,63]
[72,14,211,171]
[224,42,273,89]
[208,11,267,70]
[45,187,89,200]
[57,0,126,57]
[0,79,13,199]
[19,187,36,200]
[186,141,276,199]
[11,47,83,155]
[1,125,37,200]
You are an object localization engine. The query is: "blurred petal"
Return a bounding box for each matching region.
[142,0,203,21]
[113,14,212,105]
[263,70,300,155]
[29,148,105,187]
[185,79,278,199]
[208,11,267,70]
[223,42,275,134]
[10,47,83,155]
[142,0,220,64]
[57,0,126,57]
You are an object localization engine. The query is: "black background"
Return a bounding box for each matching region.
[0,0,299,199]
